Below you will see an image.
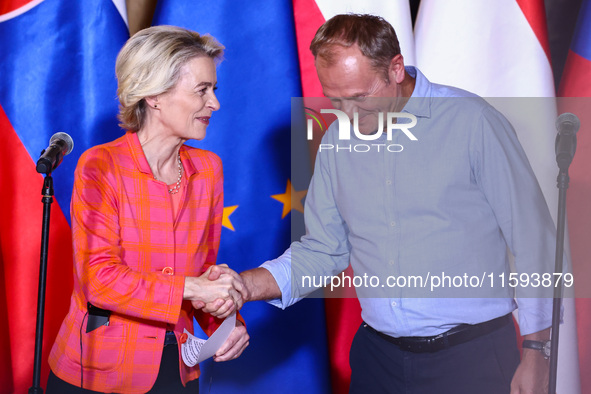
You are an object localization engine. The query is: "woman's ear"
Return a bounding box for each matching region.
[145,96,160,109]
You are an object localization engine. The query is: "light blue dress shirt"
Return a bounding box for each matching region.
[262,67,555,337]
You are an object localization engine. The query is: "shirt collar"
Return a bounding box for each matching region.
[402,66,432,119]
[125,132,198,178]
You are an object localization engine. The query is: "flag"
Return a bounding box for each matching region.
[415,1,581,392]
[291,1,416,392]
[0,1,128,391]
[560,1,591,392]
[153,2,331,393]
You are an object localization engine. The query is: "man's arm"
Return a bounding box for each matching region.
[192,266,280,317]
[241,267,281,301]
[471,107,554,393]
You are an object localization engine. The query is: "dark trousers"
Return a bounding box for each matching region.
[349,321,520,394]
[47,344,199,393]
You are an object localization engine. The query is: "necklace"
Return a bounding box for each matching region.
[157,153,183,194]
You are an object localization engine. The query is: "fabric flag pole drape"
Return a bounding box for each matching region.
[0,1,128,392]
[415,1,581,393]
[153,1,331,393]
[559,1,591,393]
[291,1,415,392]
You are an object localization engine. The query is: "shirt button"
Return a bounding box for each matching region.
[162,267,174,275]
[389,260,395,265]
[386,179,392,185]
[390,221,396,227]
[391,301,397,307]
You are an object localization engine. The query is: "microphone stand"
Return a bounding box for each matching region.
[29,174,54,394]
[548,166,571,394]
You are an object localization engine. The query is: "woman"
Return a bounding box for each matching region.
[47,26,248,393]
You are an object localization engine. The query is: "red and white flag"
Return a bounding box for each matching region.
[292,1,415,392]
[415,1,580,392]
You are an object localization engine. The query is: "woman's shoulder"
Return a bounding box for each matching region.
[182,145,222,170]
[76,134,129,175]
[80,134,127,159]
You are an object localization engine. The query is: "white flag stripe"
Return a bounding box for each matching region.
[111,0,128,28]
[415,0,553,97]
[314,0,415,66]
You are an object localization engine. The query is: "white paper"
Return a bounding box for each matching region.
[181,313,236,366]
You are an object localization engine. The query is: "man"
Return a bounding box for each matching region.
[204,14,555,394]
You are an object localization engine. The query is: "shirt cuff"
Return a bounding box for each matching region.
[516,297,558,335]
[260,247,301,309]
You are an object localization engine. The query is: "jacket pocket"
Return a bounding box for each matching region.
[65,314,127,373]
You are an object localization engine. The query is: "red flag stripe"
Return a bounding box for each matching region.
[292,0,325,98]
[515,0,552,62]
[559,51,591,97]
[0,104,73,390]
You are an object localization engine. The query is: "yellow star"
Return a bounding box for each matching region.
[271,179,308,219]
[222,205,238,231]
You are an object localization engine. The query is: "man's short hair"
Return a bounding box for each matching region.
[310,14,401,79]
[115,25,224,132]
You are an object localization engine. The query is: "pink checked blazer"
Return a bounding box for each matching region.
[48,132,231,393]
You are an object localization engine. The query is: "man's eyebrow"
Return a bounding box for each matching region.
[323,91,367,99]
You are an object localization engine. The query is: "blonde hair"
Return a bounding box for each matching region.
[116,25,224,132]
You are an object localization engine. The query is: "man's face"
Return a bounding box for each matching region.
[315,45,404,135]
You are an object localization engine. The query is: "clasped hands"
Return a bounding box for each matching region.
[184,264,248,319]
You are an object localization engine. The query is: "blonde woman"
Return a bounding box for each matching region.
[47,26,248,393]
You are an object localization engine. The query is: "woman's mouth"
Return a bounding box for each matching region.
[196,116,210,125]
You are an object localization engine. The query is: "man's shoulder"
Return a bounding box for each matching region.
[430,81,479,99]
[411,67,497,118]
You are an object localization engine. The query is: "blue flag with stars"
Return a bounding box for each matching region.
[153,1,331,393]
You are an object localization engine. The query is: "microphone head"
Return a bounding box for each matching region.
[556,113,581,135]
[49,132,74,155]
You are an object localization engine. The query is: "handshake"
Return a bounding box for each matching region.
[184,264,251,319]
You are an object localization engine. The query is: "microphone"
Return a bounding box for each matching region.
[555,113,580,171]
[36,132,74,174]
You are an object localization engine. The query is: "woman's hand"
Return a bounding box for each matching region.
[213,320,249,362]
[190,264,251,318]
[184,265,245,316]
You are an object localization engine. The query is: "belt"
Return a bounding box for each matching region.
[164,331,177,346]
[365,313,512,353]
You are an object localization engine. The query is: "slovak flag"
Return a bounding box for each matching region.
[0,1,128,392]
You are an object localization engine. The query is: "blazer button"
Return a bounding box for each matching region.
[162,267,174,275]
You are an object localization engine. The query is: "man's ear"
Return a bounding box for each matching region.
[388,54,406,84]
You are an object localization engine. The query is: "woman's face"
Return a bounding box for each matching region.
[156,56,220,141]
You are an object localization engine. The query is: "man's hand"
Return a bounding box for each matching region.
[213,319,249,362]
[184,264,245,317]
[511,327,551,394]
[510,349,549,394]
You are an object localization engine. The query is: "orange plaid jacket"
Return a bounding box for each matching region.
[49,132,229,393]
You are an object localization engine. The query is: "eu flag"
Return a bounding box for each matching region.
[153,1,331,393]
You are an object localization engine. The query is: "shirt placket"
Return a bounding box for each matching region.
[384,129,408,332]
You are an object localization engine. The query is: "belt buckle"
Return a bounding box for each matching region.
[427,333,446,352]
